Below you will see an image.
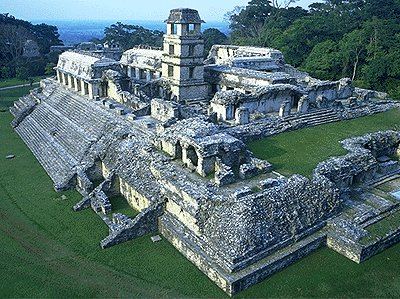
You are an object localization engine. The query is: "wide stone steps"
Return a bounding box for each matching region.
[47,89,113,136]
[29,103,93,158]
[16,116,77,185]
[10,95,35,116]
[285,109,341,127]
[13,86,114,186]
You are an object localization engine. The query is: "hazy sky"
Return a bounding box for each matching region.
[0,0,319,21]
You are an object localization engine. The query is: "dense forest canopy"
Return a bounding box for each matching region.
[0,13,62,79]
[227,0,400,99]
[103,22,164,50]
[102,23,228,56]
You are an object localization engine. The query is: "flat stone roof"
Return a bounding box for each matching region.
[165,8,205,24]
[120,48,163,71]
[206,65,294,83]
[56,51,118,81]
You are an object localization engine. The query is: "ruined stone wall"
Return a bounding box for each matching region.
[306,78,353,103]
[101,202,164,249]
[241,92,294,114]
[119,177,150,211]
[314,131,400,189]
[150,98,179,122]
[164,194,203,235]
[203,174,341,268]
[341,130,400,158]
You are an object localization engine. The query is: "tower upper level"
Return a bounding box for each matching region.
[165,8,205,36]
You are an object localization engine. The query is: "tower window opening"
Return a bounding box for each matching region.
[188,24,195,33]
[169,44,175,55]
[189,45,195,56]
[170,24,177,34]
[168,65,174,77]
[189,67,195,79]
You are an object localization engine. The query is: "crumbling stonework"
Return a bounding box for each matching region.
[10,7,400,297]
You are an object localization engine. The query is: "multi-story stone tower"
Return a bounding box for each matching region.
[162,8,208,104]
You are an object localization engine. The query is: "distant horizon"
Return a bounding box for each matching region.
[29,19,230,45]
[29,19,229,24]
[1,0,319,23]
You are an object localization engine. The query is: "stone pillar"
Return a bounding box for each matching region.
[146,70,151,82]
[81,80,86,96]
[56,70,61,83]
[88,83,94,99]
[197,156,215,177]
[74,77,80,92]
[235,107,250,125]
[127,66,132,78]
[297,96,309,114]
[135,68,140,79]
[63,73,68,86]
[69,75,75,89]
[279,101,291,117]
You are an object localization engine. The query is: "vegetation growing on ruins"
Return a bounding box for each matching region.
[0,14,62,80]
[248,109,400,177]
[360,210,400,244]
[1,87,400,297]
[227,0,400,99]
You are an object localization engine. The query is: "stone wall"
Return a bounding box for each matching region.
[150,98,180,122]
[119,177,150,211]
[100,202,164,248]
[203,174,341,270]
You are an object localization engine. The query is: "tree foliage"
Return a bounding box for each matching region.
[103,22,163,50]
[228,0,400,99]
[203,28,228,57]
[0,13,62,79]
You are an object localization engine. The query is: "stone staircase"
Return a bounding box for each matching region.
[284,109,341,127]
[14,87,118,188]
[47,88,114,136]
[10,95,34,116]
[15,116,77,186]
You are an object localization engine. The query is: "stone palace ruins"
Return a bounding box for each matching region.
[10,8,400,296]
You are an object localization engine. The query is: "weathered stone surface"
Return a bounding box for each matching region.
[151,235,162,242]
[10,6,400,297]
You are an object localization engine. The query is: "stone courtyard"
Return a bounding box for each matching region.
[9,8,400,296]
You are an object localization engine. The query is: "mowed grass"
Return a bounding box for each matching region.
[1,87,400,298]
[0,76,43,88]
[109,195,140,218]
[248,109,400,177]
[0,86,34,110]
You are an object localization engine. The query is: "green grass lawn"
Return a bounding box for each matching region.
[0,86,34,110]
[0,76,43,89]
[248,109,400,177]
[1,87,400,298]
[109,195,140,218]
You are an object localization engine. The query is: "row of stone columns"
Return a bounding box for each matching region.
[126,66,160,82]
[56,69,99,99]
